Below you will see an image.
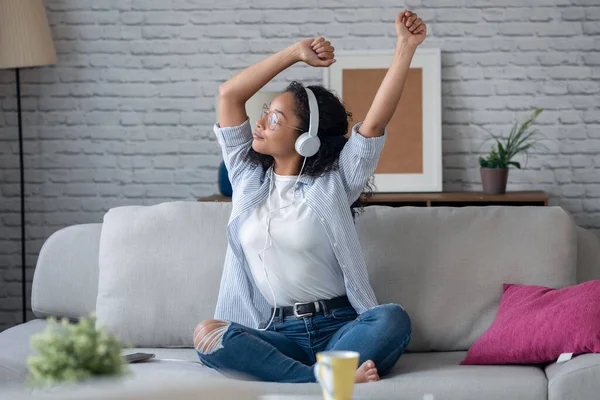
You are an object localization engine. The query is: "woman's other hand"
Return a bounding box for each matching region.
[396,10,427,47]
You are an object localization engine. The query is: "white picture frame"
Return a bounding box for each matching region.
[324,48,442,192]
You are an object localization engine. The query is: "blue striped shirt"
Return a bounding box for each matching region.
[213,119,387,328]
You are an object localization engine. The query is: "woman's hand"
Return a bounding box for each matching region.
[296,37,336,67]
[395,10,427,47]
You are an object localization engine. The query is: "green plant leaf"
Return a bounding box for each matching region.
[478,108,546,170]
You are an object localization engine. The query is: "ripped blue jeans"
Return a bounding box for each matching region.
[195,304,411,383]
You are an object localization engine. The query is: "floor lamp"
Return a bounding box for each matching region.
[0,0,57,323]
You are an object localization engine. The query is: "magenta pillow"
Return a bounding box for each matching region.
[462,281,600,365]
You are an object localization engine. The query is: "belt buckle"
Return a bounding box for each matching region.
[293,302,313,319]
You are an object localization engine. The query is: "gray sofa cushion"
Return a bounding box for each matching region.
[357,206,577,352]
[545,354,600,400]
[32,224,102,319]
[96,201,231,347]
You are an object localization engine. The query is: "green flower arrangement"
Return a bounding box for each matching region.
[27,314,128,387]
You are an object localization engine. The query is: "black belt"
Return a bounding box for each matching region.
[273,296,351,319]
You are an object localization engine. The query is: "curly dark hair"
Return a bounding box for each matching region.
[245,81,374,219]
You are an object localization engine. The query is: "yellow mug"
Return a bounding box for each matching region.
[313,351,359,400]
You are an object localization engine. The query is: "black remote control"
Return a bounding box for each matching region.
[124,352,155,363]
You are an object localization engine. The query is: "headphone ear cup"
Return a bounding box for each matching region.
[295,133,321,157]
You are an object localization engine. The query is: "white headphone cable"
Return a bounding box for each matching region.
[258,158,307,332]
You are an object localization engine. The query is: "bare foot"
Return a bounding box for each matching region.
[355,360,380,383]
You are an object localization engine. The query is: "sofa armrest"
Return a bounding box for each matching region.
[576,227,600,283]
[32,223,102,319]
[546,353,600,400]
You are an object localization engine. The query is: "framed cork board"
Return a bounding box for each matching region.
[325,49,442,192]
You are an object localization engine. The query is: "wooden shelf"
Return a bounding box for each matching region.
[198,191,548,207]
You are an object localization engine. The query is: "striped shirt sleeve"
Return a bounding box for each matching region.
[338,122,387,203]
[213,119,253,189]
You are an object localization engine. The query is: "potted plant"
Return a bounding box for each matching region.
[478,108,545,195]
[27,314,128,388]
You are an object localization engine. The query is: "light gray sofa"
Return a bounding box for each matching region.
[1,204,600,400]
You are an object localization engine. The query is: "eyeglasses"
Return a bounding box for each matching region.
[261,104,303,132]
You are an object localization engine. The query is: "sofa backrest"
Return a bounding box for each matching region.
[356,206,577,351]
[32,203,586,352]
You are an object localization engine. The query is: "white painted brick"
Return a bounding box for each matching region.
[583,22,600,34]
[499,22,536,36]
[551,37,596,51]
[495,82,538,95]
[562,7,586,20]
[63,11,119,25]
[588,6,600,20]
[538,22,583,36]
[251,0,317,8]
[481,9,512,22]
[260,25,301,38]
[583,111,600,123]
[574,168,600,183]
[351,23,393,37]
[433,22,464,36]
[547,66,592,80]
[559,111,582,124]
[465,24,498,37]
[561,198,584,213]
[268,9,336,24]
[539,53,580,66]
[435,9,481,23]
[471,111,515,124]
[334,9,382,22]
[570,95,598,110]
[589,127,600,139]
[568,82,600,94]
[482,67,527,80]
[145,185,191,199]
[516,38,555,52]
[583,54,600,65]
[443,81,494,96]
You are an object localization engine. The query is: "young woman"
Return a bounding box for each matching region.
[194,10,427,383]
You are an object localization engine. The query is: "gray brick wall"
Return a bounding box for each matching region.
[0,0,599,331]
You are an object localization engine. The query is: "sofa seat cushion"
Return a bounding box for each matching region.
[545,354,600,400]
[0,333,549,400]
[124,349,223,383]
[0,319,48,385]
[214,352,547,400]
[136,351,546,400]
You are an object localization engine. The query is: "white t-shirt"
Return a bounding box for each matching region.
[239,172,346,307]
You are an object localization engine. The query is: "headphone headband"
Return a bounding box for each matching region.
[305,87,319,139]
[294,86,321,157]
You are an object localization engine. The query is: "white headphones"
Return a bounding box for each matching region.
[294,87,320,157]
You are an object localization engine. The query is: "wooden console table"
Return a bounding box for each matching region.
[198,191,548,207]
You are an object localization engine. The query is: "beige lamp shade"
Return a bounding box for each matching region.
[0,0,57,69]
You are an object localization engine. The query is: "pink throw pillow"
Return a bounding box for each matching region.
[462,281,600,365]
